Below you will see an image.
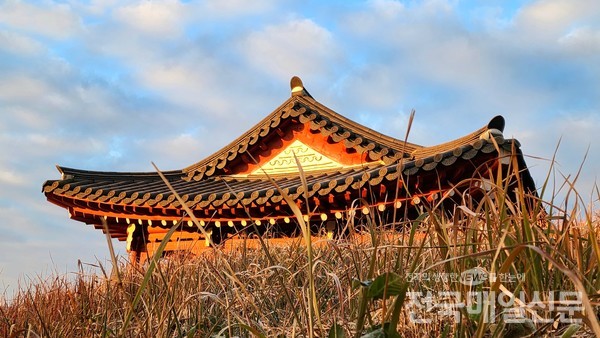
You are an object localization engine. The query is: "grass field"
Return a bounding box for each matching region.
[2,160,599,337]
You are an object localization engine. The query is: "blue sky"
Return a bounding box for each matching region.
[1,0,599,297]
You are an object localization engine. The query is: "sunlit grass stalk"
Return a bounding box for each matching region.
[353,200,379,337]
[221,173,306,328]
[101,219,123,288]
[119,213,181,335]
[263,152,324,337]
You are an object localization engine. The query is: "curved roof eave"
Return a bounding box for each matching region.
[181,94,428,181]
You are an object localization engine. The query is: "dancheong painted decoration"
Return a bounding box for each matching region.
[43,76,536,263]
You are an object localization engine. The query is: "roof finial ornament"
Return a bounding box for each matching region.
[290,76,313,98]
[480,115,505,141]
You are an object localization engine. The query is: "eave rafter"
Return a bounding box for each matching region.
[46,136,513,220]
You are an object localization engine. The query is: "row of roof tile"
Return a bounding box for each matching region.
[44,137,513,212]
[182,96,422,181]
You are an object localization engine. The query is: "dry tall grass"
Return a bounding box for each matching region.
[2,159,599,337]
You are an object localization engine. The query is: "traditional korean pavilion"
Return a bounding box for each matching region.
[43,77,536,262]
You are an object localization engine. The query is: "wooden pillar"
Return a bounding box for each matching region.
[126,223,148,266]
[126,224,137,264]
[326,221,336,240]
[205,229,213,247]
[128,250,139,265]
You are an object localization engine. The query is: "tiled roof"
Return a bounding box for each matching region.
[43,135,519,214]
[42,78,536,242]
[181,95,422,181]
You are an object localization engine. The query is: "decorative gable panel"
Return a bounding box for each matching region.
[250,139,348,175]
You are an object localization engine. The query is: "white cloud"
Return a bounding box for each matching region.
[0,170,26,187]
[135,133,208,170]
[513,0,600,44]
[75,0,121,16]
[337,64,405,112]
[241,19,340,80]
[0,30,43,55]
[559,27,600,58]
[516,0,597,29]
[0,75,50,102]
[0,1,80,39]
[0,70,126,133]
[520,113,600,200]
[407,35,498,90]
[369,0,405,18]
[518,0,574,25]
[114,0,188,36]
[201,0,276,18]
[137,54,243,114]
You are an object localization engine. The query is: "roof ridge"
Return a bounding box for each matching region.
[182,91,427,181]
[56,165,183,180]
[410,115,504,159]
[182,96,298,176]
[294,95,422,153]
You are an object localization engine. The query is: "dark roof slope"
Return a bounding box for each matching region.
[43,134,519,212]
[182,95,423,181]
